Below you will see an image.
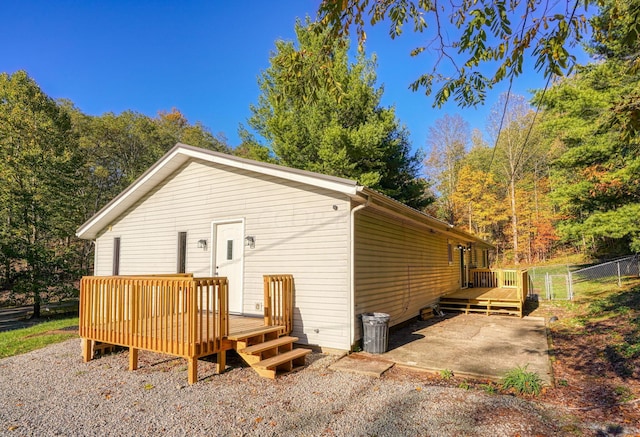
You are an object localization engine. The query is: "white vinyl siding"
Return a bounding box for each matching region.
[354,208,460,339]
[94,159,351,350]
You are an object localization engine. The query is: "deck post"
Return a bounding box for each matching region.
[187,357,198,385]
[263,276,272,327]
[217,350,226,374]
[81,338,92,362]
[129,347,138,371]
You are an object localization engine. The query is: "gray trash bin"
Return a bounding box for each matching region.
[361,312,390,353]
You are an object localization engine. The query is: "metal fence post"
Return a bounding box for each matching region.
[568,271,573,300]
[617,261,622,287]
[545,272,550,300]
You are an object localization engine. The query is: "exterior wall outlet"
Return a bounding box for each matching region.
[255,302,262,311]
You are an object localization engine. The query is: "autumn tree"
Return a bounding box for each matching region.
[247,18,431,209]
[424,114,469,223]
[450,164,506,242]
[487,94,544,264]
[157,108,230,153]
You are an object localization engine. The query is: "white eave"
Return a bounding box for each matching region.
[76,143,360,240]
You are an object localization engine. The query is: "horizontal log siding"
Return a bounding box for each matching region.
[354,208,460,339]
[94,159,351,350]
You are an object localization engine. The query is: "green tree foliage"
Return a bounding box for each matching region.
[1,74,229,314]
[0,71,81,316]
[248,19,431,209]
[65,105,230,222]
[315,0,590,107]
[542,61,640,253]
[540,0,640,254]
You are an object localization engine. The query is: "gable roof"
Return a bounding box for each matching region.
[76,143,493,248]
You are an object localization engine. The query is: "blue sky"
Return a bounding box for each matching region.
[1,1,588,157]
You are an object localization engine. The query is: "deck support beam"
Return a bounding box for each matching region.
[217,350,226,374]
[129,347,138,371]
[188,357,198,385]
[81,338,92,363]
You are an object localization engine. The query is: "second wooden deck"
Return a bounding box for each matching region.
[440,287,523,317]
[439,269,529,317]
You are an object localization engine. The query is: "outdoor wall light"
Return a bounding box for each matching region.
[197,239,208,250]
[456,244,472,252]
[245,236,255,249]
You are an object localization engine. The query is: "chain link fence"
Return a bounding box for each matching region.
[527,254,640,301]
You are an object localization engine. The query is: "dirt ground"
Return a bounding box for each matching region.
[528,297,640,430]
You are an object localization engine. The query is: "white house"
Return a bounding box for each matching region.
[77,143,492,351]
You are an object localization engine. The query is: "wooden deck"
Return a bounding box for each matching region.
[439,269,529,317]
[79,274,306,384]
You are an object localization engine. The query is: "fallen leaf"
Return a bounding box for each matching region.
[7,426,19,431]
[255,417,263,423]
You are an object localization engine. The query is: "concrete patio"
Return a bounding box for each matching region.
[382,313,552,384]
[331,313,552,385]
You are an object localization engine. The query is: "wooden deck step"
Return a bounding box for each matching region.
[239,336,299,355]
[252,348,311,379]
[227,325,285,341]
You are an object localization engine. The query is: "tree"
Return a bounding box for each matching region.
[539,0,640,255]
[157,108,230,153]
[314,0,593,107]
[248,18,431,209]
[487,94,542,264]
[450,164,506,242]
[541,61,640,254]
[0,71,81,317]
[424,114,469,224]
[65,106,230,222]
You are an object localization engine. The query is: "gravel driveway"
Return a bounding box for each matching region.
[0,339,578,436]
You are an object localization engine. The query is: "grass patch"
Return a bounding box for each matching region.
[440,369,454,380]
[501,365,543,396]
[0,317,78,359]
[480,382,498,394]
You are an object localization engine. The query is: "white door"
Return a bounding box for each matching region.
[460,248,468,289]
[213,221,244,314]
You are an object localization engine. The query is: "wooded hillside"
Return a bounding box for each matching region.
[1,0,638,311]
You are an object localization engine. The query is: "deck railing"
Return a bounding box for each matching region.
[263,274,293,334]
[470,268,529,303]
[79,275,228,359]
